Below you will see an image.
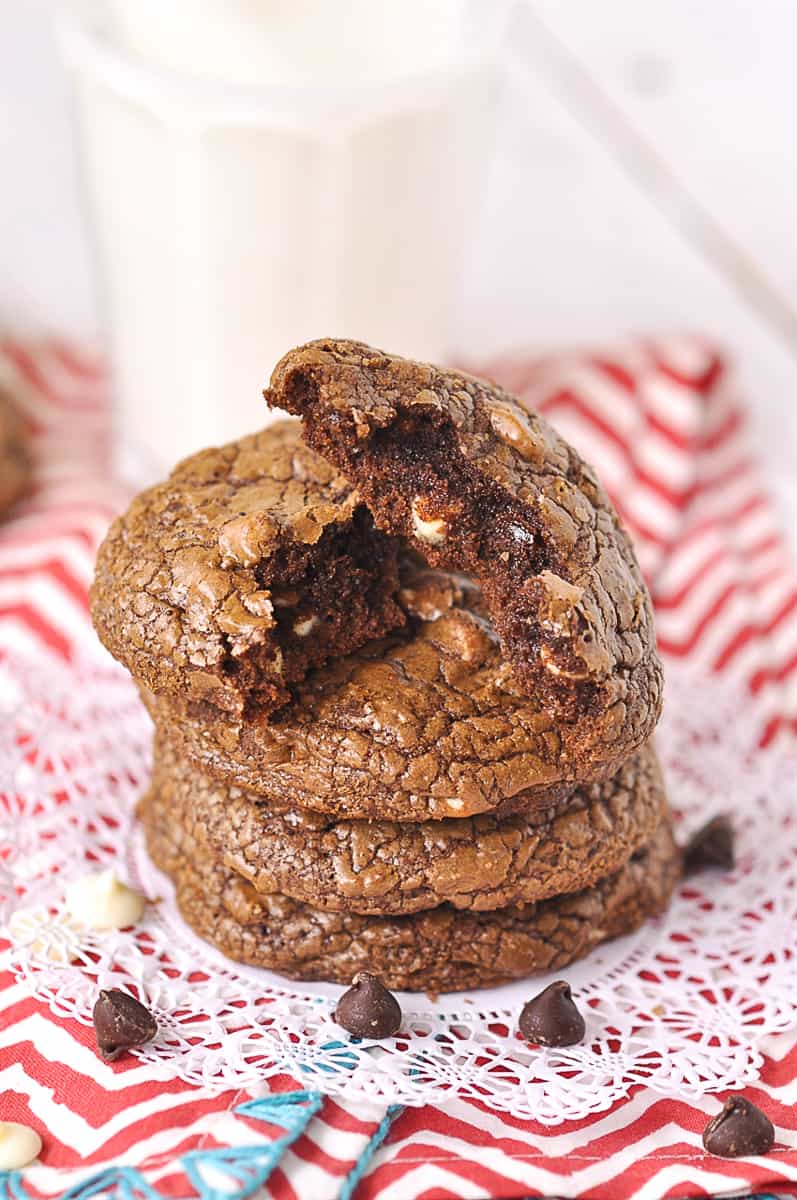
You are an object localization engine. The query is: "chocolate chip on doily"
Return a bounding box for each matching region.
[702,1095,774,1158]
[518,980,586,1047]
[335,972,402,1039]
[683,814,735,875]
[93,988,158,1061]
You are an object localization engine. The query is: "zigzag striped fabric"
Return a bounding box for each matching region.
[1,336,797,1199]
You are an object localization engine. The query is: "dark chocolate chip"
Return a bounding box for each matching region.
[684,815,735,875]
[518,980,586,1047]
[702,1095,774,1158]
[93,988,158,1062]
[335,972,402,1039]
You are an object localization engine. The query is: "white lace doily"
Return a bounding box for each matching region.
[2,648,796,1124]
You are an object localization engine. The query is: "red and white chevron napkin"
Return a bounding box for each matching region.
[2,334,797,1200]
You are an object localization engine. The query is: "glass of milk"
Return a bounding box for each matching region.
[60,1,508,478]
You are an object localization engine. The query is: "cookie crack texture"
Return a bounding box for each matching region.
[267,339,661,727]
[144,563,651,821]
[144,731,668,916]
[140,789,680,992]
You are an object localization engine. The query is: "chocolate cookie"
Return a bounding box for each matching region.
[0,387,31,520]
[144,568,658,820]
[140,799,680,992]
[145,731,667,915]
[267,339,662,727]
[90,421,405,714]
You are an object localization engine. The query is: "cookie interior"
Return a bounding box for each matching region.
[239,504,404,708]
[90,423,408,715]
[268,345,647,722]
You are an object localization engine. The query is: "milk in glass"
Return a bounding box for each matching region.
[62,1,504,475]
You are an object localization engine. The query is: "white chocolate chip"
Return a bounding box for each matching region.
[411,499,447,545]
[292,616,318,638]
[0,1123,42,1170]
[488,399,567,468]
[65,870,146,930]
[488,401,541,462]
[539,644,589,681]
[509,523,534,545]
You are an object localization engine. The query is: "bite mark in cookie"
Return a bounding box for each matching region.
[90,420,406,714]
[267,339,661,727]
[144,565,661,820]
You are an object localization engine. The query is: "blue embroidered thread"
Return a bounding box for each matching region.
[1,1166,163,1200]
[337,1104,402,1200]
[0,1088,404,1200]
[182,1090,323,1200]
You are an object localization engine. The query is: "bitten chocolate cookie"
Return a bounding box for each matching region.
[140,798,681,992]
[0,387,31,520]
[145,568,659,820]
[90,420,405,715]
[145,731,667,915]
[267,339,662,728]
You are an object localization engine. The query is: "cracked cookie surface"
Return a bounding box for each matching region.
[267,339,662,732]
[90,420,405,715]
[145,567,658,820]
[0,387,31,520]
[140,794,680,992]
[146,730,666,915]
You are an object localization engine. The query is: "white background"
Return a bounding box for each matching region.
[2,1,797,538]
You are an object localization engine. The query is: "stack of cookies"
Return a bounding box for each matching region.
[91,340,679,993]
